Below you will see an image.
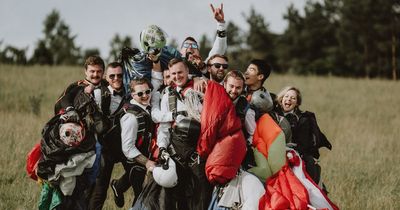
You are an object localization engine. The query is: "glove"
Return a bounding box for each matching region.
[158,147,170,164]
[120,46,140,61]
[60,107,80,123]
[173,111,186,122]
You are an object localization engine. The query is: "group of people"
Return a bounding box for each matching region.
[31,3,337,210]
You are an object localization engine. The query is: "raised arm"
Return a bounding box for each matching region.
[206,3,227,61]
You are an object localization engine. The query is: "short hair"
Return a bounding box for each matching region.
[105,62,123,73]
[276,86,302,107]
[207,54,229,66]
[250,59,271,83]
[129,78,153,92]
[168,57,187,69]
[84,55,105,70]
[223,70,245,83]
[106,61,123,69]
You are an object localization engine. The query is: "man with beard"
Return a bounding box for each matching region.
[206,54,229,84]
[223,70,256,170]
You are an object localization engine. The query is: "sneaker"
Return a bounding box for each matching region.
[110,179,124,208]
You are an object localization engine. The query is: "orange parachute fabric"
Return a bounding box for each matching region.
[248,114,286,181]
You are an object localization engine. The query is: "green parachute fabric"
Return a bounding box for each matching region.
[38,182,62,210]
[248,114,286,181]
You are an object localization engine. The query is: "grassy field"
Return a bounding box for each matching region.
[0,65,399,209]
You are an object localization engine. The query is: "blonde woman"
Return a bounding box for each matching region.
[276,86,332,191]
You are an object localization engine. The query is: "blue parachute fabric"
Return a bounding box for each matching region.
[122,46,181,94]
[85,142,101,185]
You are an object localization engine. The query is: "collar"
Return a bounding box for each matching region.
[246,86,264,94]
[129,99,150,113]
[108,85,124,95]
[175,79,194,91]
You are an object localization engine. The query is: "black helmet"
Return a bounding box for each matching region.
[250,90,273,113]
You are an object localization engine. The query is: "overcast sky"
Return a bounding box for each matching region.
[0,0,306,57]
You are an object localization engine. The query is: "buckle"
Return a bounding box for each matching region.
[188,152,200,167]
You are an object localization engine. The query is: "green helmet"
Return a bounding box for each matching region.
[139,25,167,55]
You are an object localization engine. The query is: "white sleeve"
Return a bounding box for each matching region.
[120,113,142,159]
[151,91,173,123]
[205,21,227,61]
[245,108,256,144]
[156,93,172,148]
[151,70,163,92]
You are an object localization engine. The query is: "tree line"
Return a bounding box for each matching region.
[1,0,399,80]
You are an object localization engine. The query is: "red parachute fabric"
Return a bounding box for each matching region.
[287,150,340,210]
[259,163,310,210]
[26,142,41,181]
[198,81,246,184]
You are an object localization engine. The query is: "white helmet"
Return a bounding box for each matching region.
[152,158,178,188]
[59,122,85,147]
[250,89,273,113]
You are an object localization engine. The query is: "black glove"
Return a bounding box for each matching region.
[120,46,140,60]
[158,147,169,164]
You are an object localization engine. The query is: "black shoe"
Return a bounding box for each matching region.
[110,179,124,208]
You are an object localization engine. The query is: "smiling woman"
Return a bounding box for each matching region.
[273,86,332,192]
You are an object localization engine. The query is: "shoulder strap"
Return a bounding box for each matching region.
[124,104,152,135]
[168,88,178,114]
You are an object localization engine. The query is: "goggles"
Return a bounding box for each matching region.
[182,42,199,49]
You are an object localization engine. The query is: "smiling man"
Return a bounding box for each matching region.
[223,70,256,169]
[206,54,228,84]
[54,55,110,120]
[53,55,111,208]
[156,58,213,209]
[115,78,157,207]
[89,62,132,209]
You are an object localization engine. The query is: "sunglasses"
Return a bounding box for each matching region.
[182,42,199,49]
[109,74,123,80]
[133,89,151,97]
[209,63,228,69]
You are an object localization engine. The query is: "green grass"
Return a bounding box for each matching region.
[0,65,399,209]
